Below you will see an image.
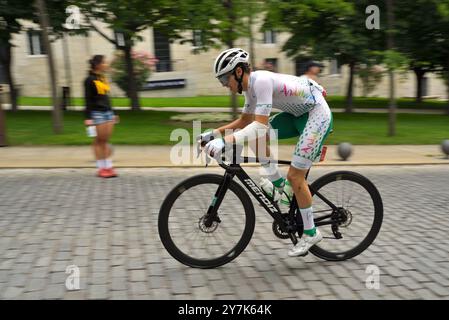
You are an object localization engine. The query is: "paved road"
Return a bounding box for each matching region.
[0,166,448,300]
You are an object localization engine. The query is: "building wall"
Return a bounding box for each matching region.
[10,20,449,101]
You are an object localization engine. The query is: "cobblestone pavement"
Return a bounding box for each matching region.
[0,166,448,300]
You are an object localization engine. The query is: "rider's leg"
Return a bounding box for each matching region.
[287,154,323,257]
[257,134,283,185]
[287,96,332,256]
[287,166,315,235]
[259,112,301,190]
[290,104,332,227]
[265,112,309,203]
[251,130,285,200]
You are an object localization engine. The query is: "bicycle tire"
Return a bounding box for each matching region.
[308,171,383,261]
[158,174,256,268]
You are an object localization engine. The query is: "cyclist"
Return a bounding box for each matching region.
[84,55,118,178]
[198,48,333,257]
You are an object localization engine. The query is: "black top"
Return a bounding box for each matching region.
[84,71,112,119]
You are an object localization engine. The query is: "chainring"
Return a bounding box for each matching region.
[272,220,290,239]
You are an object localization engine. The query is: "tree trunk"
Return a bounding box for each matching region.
[4,58,18,112]
[0,41,18,112]
[413,67,425,105]
[123,46,140,111]
[446,71,449,116]
[446,57,449,116]
[248,9,256,69]
[447,82,449,116]
[35,0,63,134]
[62,33,73,109]
[386,0,396,136]
[0,96,7,146]
[388,69,396,136]
[345,61,355,113]
[224,0,238,120]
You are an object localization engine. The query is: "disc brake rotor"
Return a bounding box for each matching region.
[198,215,219,233]
[339,209,353,227]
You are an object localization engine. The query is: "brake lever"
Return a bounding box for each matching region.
[196,140,202,159]
[205,153,211,167]
[197,140,212,167]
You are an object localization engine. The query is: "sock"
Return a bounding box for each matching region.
[303,227,316,237]
[96,160,106,169]
[272,177,285,189]
[105,159,113,169]
[300,206,316,236]
[261,162,282,182]
[279,180,293,206]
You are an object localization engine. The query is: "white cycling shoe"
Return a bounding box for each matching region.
[288,229,323,257]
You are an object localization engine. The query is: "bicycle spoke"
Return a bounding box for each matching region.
[311,175,380,257]
[166,181,247,261]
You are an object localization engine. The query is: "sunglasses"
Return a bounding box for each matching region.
[218,73,231,87]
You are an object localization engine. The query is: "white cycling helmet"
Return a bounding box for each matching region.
[213,48,250,78]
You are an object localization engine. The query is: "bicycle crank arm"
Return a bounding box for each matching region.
[289,233,298,245]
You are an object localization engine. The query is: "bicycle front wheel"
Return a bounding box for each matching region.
[158,174,255,268]
[309,171,383,261]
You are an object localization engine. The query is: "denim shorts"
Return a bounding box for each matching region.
[91,110,115,125]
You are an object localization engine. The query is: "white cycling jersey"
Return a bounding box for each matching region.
[241,70,332,170]
[242,70,326,117]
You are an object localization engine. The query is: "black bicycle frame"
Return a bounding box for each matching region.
[204,153,341,243]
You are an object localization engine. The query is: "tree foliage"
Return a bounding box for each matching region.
[263,0,387,110]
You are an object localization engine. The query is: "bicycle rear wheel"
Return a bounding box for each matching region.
[307,171,383,261]
[158,174,255,268]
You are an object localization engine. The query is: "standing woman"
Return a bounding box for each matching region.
[84,55,118,178]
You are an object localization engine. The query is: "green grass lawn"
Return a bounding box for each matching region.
[3,110,448,146]
[18,95,449,110]
[18,96,246,108]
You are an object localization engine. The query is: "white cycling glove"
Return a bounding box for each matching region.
[205,138,225,158]
[197,130,218,144]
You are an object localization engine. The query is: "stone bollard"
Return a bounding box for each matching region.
[442,140,449,158]
[338,142,353,161]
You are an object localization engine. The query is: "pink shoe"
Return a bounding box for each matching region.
[97,168,112,178]
[106,168,118,178]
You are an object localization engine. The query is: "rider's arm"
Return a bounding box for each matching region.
[215,112,254,136]
[225,75,273,144]
[222,114,271,158]
[224,114,269,144]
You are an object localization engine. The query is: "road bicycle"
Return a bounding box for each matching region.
[158,143,383,268]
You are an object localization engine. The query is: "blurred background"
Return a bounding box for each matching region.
[0,0,448,145]
[1,1,449,301]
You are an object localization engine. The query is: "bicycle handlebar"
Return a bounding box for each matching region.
[197,138,291,168]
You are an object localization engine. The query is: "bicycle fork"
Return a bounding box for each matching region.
[204,172,234,227]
